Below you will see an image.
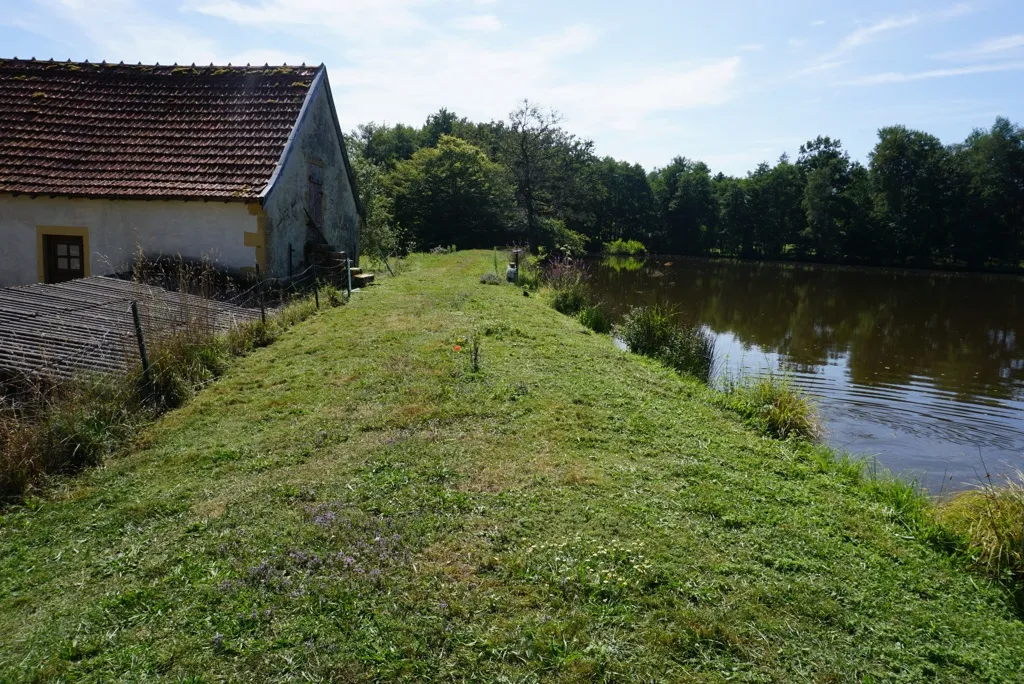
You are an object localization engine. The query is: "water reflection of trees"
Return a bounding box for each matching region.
[592,259,1024,400]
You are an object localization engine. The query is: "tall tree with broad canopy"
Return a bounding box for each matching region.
[870,126,953,263]
[500,101,597,250]
[387,136,521,250]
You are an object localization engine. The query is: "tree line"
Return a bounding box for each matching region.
[350,103,1024,269]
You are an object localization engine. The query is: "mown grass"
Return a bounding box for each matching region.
[0,251,1022,681]
[0,283,346,502]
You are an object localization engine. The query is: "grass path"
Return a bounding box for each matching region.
[1,251,1022,681]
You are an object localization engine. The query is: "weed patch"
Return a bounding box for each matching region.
[718,373,821,441]
[615,305,716,382]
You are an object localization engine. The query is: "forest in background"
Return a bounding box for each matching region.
[349,103,1024,270]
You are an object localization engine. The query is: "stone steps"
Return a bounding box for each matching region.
[352,272,374,288]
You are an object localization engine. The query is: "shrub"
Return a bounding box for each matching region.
[614,305,677,357]
[540,218,587,258]
[937,471,1024,595]
[720,374,821,441]
[659,326,715,382]
[578,304,611,334]
[480,272,501,285]
[603,239,647,256]
[551,282,592,316]
[614,305,716,382]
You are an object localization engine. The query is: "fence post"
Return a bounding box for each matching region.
[131,300,151,387]
[255,263,266,325]
[346,258,352,295]
[314,283,320,309]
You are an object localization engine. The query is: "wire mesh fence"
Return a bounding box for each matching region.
[0,257,354,400]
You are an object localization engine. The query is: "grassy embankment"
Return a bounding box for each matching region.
[1,250,1022,681]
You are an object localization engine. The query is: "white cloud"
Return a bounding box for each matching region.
[937,33,1024,60]
[844,61,1024,85]
[16,0,744,161]
[838,13,919,52]
[703,146,776,174]
[30,0,222,64]
[326,18,741,137]
[452,14,502,32]
[191,0,431,41]
[936,3,973,20]
[803,4,978,77]
[736,43,763,52]
[811,19,826,27]
[547,58,742,132]
[799,60,846,75]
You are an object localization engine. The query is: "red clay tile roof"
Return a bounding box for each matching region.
[0,59,320,201]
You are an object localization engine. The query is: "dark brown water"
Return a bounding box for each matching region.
[590,256,1024,491]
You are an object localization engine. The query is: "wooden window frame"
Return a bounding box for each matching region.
[36,226,90,283]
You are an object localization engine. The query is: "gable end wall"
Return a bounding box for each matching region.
[261,79,360,278]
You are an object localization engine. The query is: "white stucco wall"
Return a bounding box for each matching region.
[0,195,258,287]
[262,75,360,278]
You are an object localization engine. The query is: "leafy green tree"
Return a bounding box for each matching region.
[715,177,753,256]
[957,118,1024,265]
[500,101,596,249]
[348,145,403,258]
[388,136,521,250]
[797,137,852,259]
[869,125,952,263]
[649,158,717,254]
[803,162,845,259]
[592,157,658,245]
[422,108,464,148]
[354,122,424,169]
[841,163,878,261]
[750,155,806,258]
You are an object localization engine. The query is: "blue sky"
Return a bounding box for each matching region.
[3,0,1023,174]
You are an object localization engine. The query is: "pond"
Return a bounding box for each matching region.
[590,256,1024,491]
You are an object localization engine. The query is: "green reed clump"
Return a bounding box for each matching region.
[602,239,647,256]
[720,374,821,441]
[614,305,716,382]
[937,471,1024,600]
[578,303,611,334]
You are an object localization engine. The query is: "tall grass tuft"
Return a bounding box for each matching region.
[937,470,1024,597]
[578,304,611,334]
[720,373,821,441]
[614,305,716,383]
